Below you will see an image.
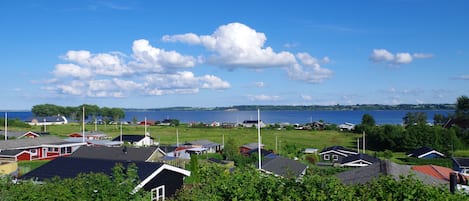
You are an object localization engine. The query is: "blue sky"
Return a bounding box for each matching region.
[1,0,468,110]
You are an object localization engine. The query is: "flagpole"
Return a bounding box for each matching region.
[120,121,123,143]
[82,106,85,143]
[257,108,262,170]
[4,112,7,141]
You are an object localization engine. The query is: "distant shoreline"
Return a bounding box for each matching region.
[124,104,456,112]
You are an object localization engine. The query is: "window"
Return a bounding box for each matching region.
[151,185,165,201]
[333,155,339,161]
[323,155,330,161]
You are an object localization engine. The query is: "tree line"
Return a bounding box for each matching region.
[31,104,125,123]
[354,95,469,154]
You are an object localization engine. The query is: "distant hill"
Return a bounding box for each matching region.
[124,104,456,111]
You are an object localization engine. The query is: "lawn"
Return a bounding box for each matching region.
[18,160,50,175]
[27,124,360,152]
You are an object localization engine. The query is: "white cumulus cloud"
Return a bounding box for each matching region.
[248,94,281,101]
[163,22,333,83]
[370,49,432,65]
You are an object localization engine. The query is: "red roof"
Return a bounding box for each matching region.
[411,165,467,181]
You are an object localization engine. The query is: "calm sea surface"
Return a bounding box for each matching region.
[2,110,453,125]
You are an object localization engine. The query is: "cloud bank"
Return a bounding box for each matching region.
[46,22,332,98]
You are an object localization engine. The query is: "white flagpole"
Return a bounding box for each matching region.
[82,106,85,143]
[257,108,262,170]
[176,128,179,147]
[363,131,366,154]
[120,121,123,143]
[4,112,7,141]
[144,117,147,136]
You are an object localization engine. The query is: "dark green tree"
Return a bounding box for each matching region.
[456,95,469,119]
[361,113,376,127]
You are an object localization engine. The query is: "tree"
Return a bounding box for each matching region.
[403,112,427,126]
[222,137,238,160]
[456,95,469,120]
[31,104,64,117]
[361,114,376,127]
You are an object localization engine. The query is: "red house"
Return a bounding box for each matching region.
[0,136,86,161]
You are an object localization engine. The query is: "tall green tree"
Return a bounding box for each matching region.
[456,95,469,119]
[361,113,376,127]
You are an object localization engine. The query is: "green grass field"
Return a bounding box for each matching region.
[24,124,360,152]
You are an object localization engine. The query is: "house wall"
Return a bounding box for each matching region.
[321,153,347,163]
[421,153,442,159]
[142,169,185,197]
[17,152,31,161]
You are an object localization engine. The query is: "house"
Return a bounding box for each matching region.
[444,118,469,129]
[453,157,469,175]
[239,142,264,154]
[20,157,190,199]
[68,132,109,140]
[70,146,165,162]
[340,153,380,167]
[407,147,445,159]
[318,146,358,163]
[246,148,278,158]
[0,131,42,139]
[184,140,222,153]
[112,135,155,147]
[339,122,355,131]
[412,165,468,183]
[64,137,123,147]
[303,148,318,154]
[159,119,176,126]
[336,160,447,186]
[242,120,266,128]
[0,136,85,161]
[139,120,156,126]
[258,156,308,179]
[25,116,68,126]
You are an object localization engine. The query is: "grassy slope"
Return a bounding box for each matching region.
[25,124,359,151]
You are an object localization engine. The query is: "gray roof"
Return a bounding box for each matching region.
[71,146,160,162]
[0,131,27,138]
[242,142,264,150]
[336,160,447,186]
[259,156,308,178]
[0,136,67,150]
[0,149,25,156]
[186,140,220,148]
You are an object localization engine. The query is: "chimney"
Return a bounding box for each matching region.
[450,172,457,194]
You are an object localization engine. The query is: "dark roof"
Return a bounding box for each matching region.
[112,135,149,142]
[336,160,446,186]
[158,145,177,153]
[320,146,357,154]
[407,147,443,158]
[21,157,164,181]
[340,153,380,164]
[71,146,159,161]
[444,118,469,129]
[243,120,260,124]
[0,149,26,156]
[246,148,275,157]
[259,156,307,178]
[453,157,469,168]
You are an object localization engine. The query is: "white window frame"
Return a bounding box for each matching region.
[333,155,339,161]
[151,185,165,201]
[323,154,330,161]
